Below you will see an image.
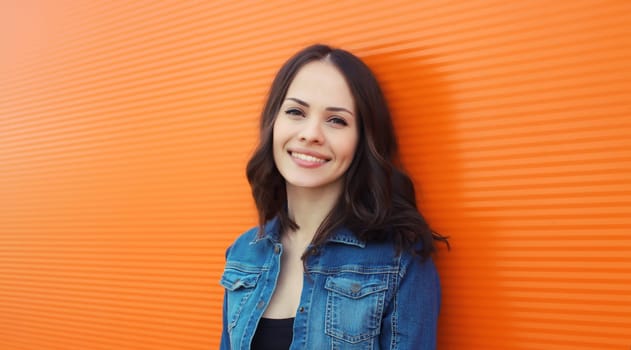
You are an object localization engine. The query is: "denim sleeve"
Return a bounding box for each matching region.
[219,289,230,350]
[219,245,232,350]
[380,255,441,349]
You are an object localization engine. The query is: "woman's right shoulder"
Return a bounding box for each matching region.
[225,225,260,257]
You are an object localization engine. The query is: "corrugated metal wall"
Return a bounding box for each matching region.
[2,1,630,349]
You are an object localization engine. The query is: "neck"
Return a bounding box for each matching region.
[285,181,342,243]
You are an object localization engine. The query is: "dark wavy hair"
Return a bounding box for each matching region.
[246,44,449,260]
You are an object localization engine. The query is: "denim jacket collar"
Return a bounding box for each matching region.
[250,216,366,248]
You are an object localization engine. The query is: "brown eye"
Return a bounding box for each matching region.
[285,108,304,116]
[328,117,348,126]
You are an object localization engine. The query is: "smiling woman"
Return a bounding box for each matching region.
[273,61,359,195]
[220,44,449,350]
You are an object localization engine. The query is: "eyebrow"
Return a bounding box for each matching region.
[286,97,354,116]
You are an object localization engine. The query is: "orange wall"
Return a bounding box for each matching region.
[2,1,630,349]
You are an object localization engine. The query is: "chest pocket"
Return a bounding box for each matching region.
[324,275,389,346]
[220,268,260,332]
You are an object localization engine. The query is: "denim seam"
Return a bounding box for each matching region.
[389,255,401,350]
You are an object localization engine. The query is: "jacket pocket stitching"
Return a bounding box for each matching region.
[220,269,261,332]
[324,276,387,344]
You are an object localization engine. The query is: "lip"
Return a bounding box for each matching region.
[288,148,331,160]
[288,148,331,168]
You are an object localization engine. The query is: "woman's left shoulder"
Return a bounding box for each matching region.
[367,238,439,281]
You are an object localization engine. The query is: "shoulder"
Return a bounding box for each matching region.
[224,225,260,259]
[395,247,440,303]
[357,236,438,283]
[224,219,282,266]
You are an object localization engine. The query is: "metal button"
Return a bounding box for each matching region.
[274,245,280,254]
[299,306,305,313]
[256,300,265,310]
[351,283,361,294]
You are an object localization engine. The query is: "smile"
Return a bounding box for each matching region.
[290,151,329,164]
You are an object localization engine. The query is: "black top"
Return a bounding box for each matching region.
[251,317,294,350]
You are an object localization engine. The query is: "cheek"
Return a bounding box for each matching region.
[272,117,292,167]
[348,128,360,156]
[337,134,359,161]
[272,118,284,149]
[272,129,283,165]
[272,116,290,143]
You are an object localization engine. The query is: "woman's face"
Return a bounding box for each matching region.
[273,60,359,195]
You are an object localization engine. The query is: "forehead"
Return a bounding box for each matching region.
[285,61,355,111]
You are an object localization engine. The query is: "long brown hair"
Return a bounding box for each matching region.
[246,44,448,260]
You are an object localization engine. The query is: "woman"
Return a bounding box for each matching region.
[220,44,448,350]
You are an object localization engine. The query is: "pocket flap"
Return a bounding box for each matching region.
[220,269,260,291]
[325,276,388,299]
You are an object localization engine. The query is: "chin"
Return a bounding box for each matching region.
[284,175,344,192]
[286,180,327,189]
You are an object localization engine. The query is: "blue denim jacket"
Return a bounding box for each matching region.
[220,218,440,349]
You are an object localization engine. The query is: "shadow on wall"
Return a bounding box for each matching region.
[360,43,512,348]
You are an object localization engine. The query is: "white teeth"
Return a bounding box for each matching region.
[291,152,326,163]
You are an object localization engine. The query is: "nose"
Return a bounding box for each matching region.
[298,116,324,144]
